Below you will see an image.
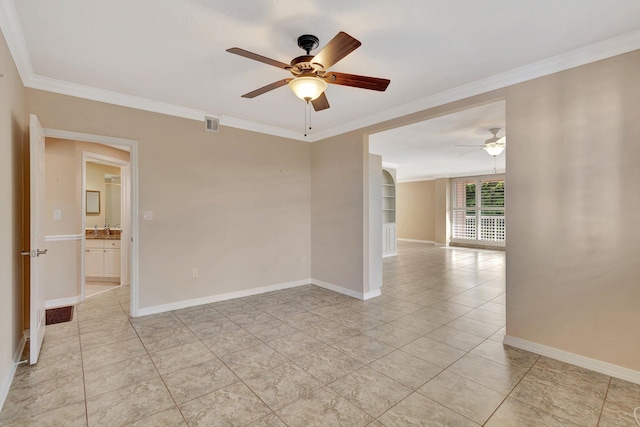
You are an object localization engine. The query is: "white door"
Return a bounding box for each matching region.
[29,114,47,364]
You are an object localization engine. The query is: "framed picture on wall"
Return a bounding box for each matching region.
[86,190,100,214]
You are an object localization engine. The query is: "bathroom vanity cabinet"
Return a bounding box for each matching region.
[85,239,121,278]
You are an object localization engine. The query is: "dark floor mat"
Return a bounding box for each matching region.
[45,306,74,325]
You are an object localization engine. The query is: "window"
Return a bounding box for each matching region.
[451,175,505,246]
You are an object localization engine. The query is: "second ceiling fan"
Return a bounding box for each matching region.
[227,32,390,111]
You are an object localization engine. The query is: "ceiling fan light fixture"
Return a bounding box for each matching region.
[288,76,327,101]
[483,143,505,156]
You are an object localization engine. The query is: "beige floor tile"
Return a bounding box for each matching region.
[81,337,147,370]
[0,400,87,427]
[0,374,85,424]
[463,308,506,327]
[418,370,506,424]
[363,323,423,348]
[329,366,412,418]
[84,354,159,398]
[162,358,239,403]
[244,318,299,342]
[294,346,364,384]
[446,316,502,338]
[370,349,443,390]
[172,306,225,324]
[378,391,479,426]
[79,323,138,349]
[202,328,262,357]
[248,413,287,426]
[448,354,528,394]
[244,362,324,410]
[389,315,441,335]
[511,376,603,426]
[527,356,610,399]
[186,317,241,340]
[79,315,130,335]
[13,352,83,386]
[331,335,395,364]
[221,343,288,380]
[485,397,578,426]
[179,382,271,426]
[131,313,184,336]
[86,377,175,426]
[425,325,486,351]
[401,336,466,368]
[43,321,79,340]
[139,325,199,353]
[598,400,639,426]
[149,340,216,375]
[304,322,360,345]
[470,340,539,369]
[128,407,187,426]
[267,331,327,359]
[276,387,373,427]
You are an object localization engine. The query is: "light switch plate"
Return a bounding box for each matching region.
[53,210,62,220]
[142,211,153,220]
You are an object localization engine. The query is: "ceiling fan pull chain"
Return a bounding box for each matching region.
[304,100,308,137]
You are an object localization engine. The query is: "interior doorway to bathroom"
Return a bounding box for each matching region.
[83,153,131,298]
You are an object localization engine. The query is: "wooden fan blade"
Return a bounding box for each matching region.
[327,72,390,91]
[241,79,292,98]
[311,32,361,69]
[226,48,290,70]
[311,92,330,111]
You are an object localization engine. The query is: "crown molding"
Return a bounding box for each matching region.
[2,0,639,143]
[311,28,640,142]
[0,0,33,83]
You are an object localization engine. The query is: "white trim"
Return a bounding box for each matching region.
[0,0,33,83]
[0,331,27,412]
[45,234,82,242]
[381,162,399,169]
[1,0,639,143]
[312,279,374,300]
[397,238,435,244]
[311,29,640,142]
[504,335,640,385]
[382,252,397,258]
[45,295,82,309]
[135,279,311,317]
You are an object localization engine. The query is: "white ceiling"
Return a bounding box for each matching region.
[2,0,640,142]
[370,101,505,182]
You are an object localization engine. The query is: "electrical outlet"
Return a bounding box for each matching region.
[192,268,198,278]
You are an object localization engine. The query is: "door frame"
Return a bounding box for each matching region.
[43,128,141,317]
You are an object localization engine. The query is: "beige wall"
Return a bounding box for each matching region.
[0,29,26,407]
[396,180,436,241]
[506,50,640,370]
[310,131,365,294]
[27,89,312,309]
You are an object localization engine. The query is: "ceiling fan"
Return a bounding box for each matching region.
[226,32,390,111]
[456,128,506,156]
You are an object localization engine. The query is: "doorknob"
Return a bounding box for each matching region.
[36,249,48,256]
[21,251,31,256]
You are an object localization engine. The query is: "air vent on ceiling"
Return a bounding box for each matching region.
[205,116,219,132]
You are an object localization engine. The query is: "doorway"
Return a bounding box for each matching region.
[83,153,130,298]
[42,128,140,316]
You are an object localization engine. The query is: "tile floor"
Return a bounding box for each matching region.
[85,282,120,298]
[1,242,639,426]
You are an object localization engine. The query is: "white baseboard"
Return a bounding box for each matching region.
[312,279,380,300]
[45,295,83,309]
[504,335,640,385]
[382,252,397,258]
[397,238,435,244]
[0,331,28,412]
[135,279,311,317]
